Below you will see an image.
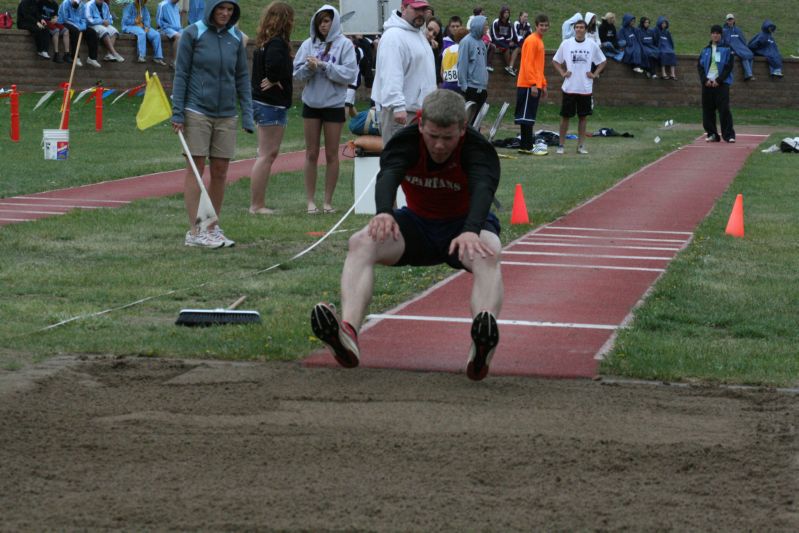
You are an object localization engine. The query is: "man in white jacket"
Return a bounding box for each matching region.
[371,0,436,146]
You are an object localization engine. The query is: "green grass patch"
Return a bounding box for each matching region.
[603,133,799,387]
[2,0,796,55]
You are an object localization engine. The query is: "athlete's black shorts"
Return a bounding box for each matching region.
[302,104,346,123]
[392,207,501,270]
[559,91,594,118]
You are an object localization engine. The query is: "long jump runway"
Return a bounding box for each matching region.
[305,135,764,378]
[0,148,330,225]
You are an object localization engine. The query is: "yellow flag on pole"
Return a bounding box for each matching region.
[136,71,172,130]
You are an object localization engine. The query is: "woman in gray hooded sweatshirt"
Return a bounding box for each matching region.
[171,0,253,248]
[457,15,489,126]
[293,5,358,215]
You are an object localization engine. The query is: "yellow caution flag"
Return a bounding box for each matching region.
[136,71,172,130]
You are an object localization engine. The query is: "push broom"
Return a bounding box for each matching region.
[175,295,262,327]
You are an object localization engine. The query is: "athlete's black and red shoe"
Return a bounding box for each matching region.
[466,311,499,381]
[310,303,360,368]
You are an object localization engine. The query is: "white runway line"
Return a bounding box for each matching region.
[503,251,672,261]
[14,196,131,204]
[546,225,692,235]
[0,217,29,222]
[366,313,619,330]
[0,209,65,215]
[0,202,102,210]
[533,233,688,243]
[502,261,666,273]
[517,241,682,251]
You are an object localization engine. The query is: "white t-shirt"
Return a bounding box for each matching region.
[552,37,607,94]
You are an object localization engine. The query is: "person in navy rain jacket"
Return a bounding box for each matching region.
[748,19,783,78]
[697,25,735,143]
[656,16,677,80]
[722,14,755,81]
[619,13,647,74]
[638,16,659,78]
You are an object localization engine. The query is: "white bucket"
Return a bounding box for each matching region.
[42,129,69,160]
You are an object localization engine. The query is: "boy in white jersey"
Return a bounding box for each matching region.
[551,19,606,154]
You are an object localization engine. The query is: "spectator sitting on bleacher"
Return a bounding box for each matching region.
[85,0,124,62]
[722,14,754,81]
[156,0,182,66]
[17,0,53,58]
[490,5,518,76]
[38,0,67,63]
[748,19,783,79]
[619,13,647,75]
[599,12,622,60]
[57,0,93,66]
[656,16,677,80]
[584,12,599,45]
[639,17,660,78]
[122,0,166,65]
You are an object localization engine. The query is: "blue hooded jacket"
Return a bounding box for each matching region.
[639,19,659,60]
[457,15,489,91]
[171,0,253,130]
[697,40,734,86]
[655,16,676,65]
[58,0,86,31]
[748,19,782,70]
[721,22,753,59]
[620,14,647,68]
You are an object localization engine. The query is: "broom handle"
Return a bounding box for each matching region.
[228,296,247,310]
[60,30,83,130]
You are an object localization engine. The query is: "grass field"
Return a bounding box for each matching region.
[1,90,798,386]
[1,0,796,56]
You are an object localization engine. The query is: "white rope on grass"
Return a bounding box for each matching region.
[27,173,379,336]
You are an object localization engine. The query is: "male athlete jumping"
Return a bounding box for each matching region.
[311,89,504,380]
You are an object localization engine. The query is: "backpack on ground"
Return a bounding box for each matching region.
[0,11,13,29]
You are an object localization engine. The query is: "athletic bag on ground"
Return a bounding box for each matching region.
[779,137,799,153]
[348,109,380,136]
[0,12,13,29]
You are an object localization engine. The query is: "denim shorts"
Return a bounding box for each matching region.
[253,101,288,127]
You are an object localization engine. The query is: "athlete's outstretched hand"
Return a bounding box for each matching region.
[449,231,495,262]
[368,213,400,243]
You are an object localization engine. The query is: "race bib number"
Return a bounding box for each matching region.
[442,67,458,82]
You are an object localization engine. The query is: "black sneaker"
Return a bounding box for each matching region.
[311,303,360,368]
[466,311,499,381]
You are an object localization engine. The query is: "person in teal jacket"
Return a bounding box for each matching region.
[697,25,735,143]
[156,0,182,65]
[58,0,98,66]
[171,0,253,248]
[122,0,166,65]
[84,0,124,61]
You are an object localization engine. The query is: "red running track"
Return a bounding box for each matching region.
[304,135,765,379]
[0,148,331,226]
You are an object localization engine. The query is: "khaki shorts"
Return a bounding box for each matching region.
[183,112,238,159]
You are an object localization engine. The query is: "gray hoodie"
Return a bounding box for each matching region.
[171,0,253,131]
[293,5,358,109]
[457,15,488,91]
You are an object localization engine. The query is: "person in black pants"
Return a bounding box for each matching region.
[697,25,735,143]
[17,0,51,58]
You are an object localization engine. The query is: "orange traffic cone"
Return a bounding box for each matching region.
[510,183,530,225]
[724,193,744,238]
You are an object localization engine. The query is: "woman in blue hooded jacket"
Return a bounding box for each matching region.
[638,17,660,78]
[171,0,253,248]
[748,19,783,78]
[656,16,677,80]
[619,13,647,74]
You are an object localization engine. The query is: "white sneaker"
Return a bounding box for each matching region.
[103,53,115,61]
[75,57,83,67]
[577,145,589,155]
[211,227,235,247]
[486,66,494,73]
[86,58,101,68]
[556,145,565,155]
[152,58,167,66]
[38,51,51,59]
[114,53,125,62]
[137,56,146,63]
[185,229,225,249]
[633,67,644,73]
[532,142,549,156]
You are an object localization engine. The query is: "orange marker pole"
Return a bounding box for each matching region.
[95,86,104,131]
[10,84,20,142]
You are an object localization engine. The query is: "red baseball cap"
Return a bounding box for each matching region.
[402,0,431,8]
